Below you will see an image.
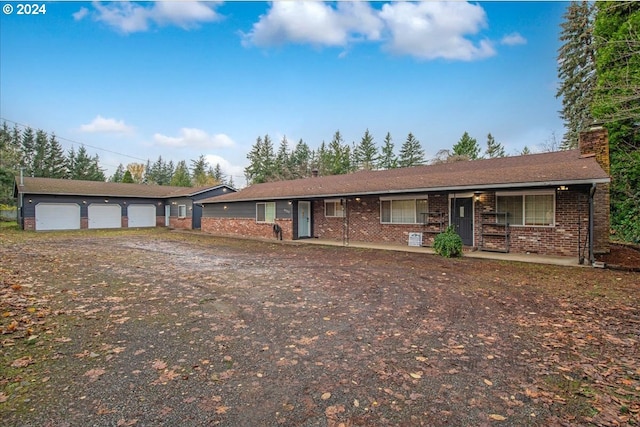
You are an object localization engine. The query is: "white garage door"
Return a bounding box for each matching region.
[88,204,121,229]
[128,204,156,228]
[35,203,80,231]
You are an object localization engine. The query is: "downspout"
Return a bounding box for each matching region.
[589,183,596,265]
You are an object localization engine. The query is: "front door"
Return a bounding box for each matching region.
[192,203,202,229]
[451,197,473,246]
[298,201,311,238]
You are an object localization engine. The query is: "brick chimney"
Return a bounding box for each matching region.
[311,169,319,178]
[579,126,610,175]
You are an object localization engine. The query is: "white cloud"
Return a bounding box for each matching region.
[153,128,235,149]
[76,1,222,34]
[79,115,134,134]
[501,32,527,46]
[243,1,494,61]
[72,7,89,21]
[242,1,383,47]
[204,154,245,185]
[379,2,494,61]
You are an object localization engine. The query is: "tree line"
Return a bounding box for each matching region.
[0,122,234,205]
[556,1,639,243]
[244,130,510,185]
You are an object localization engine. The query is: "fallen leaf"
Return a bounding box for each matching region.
[489,414,506,421]
[152,359,167,370]
[215,405,230,414]
[321,392,332,400]
[484,379,493,386]
[410,372,422,379]
[0,392,8,403]
[84,368,106,382]
[11,356,33,368]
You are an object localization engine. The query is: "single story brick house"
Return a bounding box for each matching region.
[199,127,611,262]
[13,177,235,231]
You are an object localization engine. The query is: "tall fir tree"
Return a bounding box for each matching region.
[398,132,425,168]
[170,160,192,187]
[67,145,105,181]
[122,170,134,183]
[110,164,126,182]
[289,139,311,179]
[45,134,67,178]
[326,130,352,175]
[485,133,506,158]
[353,129,378,170]
[452,131,481,160]
[20,127,36,176]
[556,1,596,149]
[274,136,290,180]
[191,155,212,186]
[377,132,398,170]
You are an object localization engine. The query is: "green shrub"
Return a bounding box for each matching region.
[433,226,463,258]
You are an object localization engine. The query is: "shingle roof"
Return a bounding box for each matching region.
[201,150,610,204]
[14,176,226,198]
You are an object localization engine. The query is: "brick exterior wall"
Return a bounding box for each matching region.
[474,191,591,257]
[202,217,292,241]
[24,217,35,231]
[170,217,193,230]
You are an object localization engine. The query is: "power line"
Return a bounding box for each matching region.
[1,117,149,163]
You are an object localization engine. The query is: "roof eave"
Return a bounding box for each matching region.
[201,177,611,204]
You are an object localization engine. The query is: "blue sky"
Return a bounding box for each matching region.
[1,1,568,186]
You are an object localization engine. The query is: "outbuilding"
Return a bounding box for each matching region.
[14,178,235,231]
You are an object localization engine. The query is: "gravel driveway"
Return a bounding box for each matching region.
[1,229,638,426]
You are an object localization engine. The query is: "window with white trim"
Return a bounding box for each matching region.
[380,197,428,224]
[256,202,276,223]
[496,191,555,226]
[178,204,187,218]
[325,199,345,218]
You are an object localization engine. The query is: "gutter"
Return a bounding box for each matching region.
[589,184,596,265]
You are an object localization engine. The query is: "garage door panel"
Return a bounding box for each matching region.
[35,203,80,231]
[128,204,156,228]
[88,204,121,229]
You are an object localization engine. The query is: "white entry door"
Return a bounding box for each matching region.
[298,201,311,238]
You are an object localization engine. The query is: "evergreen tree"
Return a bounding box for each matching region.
[398,132,425,168]
[212,163,224,183]
[289,139,311,179]
[0,122,22,204]
[521,146,532,155]
[191,155,209,186]
[170,160,192,187]
[485,133,506,158]
[378,132,398,169]
[31,130,48,177]
[275,136,291,180]
[326,130,352,175]
[110,164,126,182]
[45,134,67,178]
[452,131,481,160]
[67,145,105,181]
[245,135,275,184]
[593,1,640,242]
[122,170,134,183]
[592,1,640,123]
[353,129,378,170]
[556,1,596,149]
[20,127,36,176]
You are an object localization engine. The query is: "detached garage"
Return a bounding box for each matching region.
[14,176,235,232]
[88,204,121,229]
[35,203,80,231]
[127,204,156,228]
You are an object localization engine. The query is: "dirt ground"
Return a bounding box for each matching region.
[1,229,639,426]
